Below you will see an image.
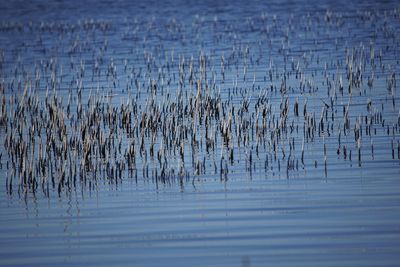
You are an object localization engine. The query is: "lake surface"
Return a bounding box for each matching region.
[0,0,400,266]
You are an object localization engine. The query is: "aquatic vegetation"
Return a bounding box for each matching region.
[0,6,399,199]
[1,2,400,267]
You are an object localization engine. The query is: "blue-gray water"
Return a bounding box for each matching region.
[0,0,400,266]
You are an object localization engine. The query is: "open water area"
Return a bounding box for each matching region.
[0,0,400,266]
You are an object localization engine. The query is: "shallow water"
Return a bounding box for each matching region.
[1,0,400,266]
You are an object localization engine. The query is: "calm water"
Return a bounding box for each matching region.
[1,0,400,266]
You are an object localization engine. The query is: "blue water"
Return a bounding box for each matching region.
[0,0,400,266]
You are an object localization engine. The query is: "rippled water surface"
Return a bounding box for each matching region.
[0,0,400,266]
